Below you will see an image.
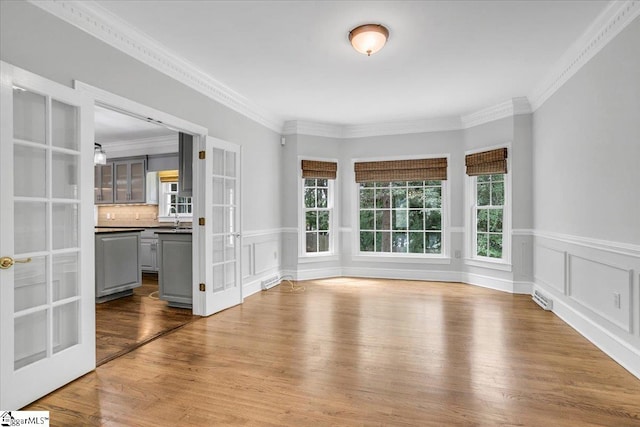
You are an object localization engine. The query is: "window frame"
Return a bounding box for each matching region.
[465,144,512,270]
[158,181,193,223]
[352,154,451,263]
[298,157,338,259]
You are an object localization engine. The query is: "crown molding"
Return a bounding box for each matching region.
[282,120,344,138]
[283,99,531,139]
[529,0,640,111]
[343,116,463,138]
[27,0,283,133]
[284,116,463,139]
[461,97,531,129]
[102,135,178,157]
[27,0,633,138]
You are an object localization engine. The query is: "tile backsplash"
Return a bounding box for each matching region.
[97,205,160,227]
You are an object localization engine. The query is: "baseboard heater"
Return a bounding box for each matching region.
[261,275,280,291]
[532,290,553,311]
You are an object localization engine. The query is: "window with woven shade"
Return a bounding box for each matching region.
[355,157,448,256]
[301,160,337,255]
[466,147,509,263]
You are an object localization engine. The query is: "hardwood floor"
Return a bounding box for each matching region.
[95,273,198,365]
[30,278,640,426]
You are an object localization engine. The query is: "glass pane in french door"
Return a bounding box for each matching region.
[11,88,82,371]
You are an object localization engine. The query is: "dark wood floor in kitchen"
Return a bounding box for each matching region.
[95,273,198,365]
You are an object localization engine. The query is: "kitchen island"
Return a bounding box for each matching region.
[95,228,143,303]
[155,229,192,308]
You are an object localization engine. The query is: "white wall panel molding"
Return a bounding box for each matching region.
[534,245,567,294]
[30,0,282,132]
[529,0,640,111]
[512,229,534,236]
[243,228,289,238]
[567,254,634,333]
[534,230,640,258]
[241,244,253,281]
[280,227,299,234]
[538,284,640,380]
[460,97,531,129]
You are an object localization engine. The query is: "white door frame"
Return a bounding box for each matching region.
[73,81,211,315]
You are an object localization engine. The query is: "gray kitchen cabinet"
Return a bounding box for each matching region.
[95,230,142,302]
[140,229,158,272]
[156,231,192,308]
[114,158,146,203]
[94,163,114,204]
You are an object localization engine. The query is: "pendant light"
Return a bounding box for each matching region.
[94,143,107,165]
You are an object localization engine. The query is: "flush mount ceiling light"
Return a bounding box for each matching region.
[94,143,107,165]
[349,24,389,56]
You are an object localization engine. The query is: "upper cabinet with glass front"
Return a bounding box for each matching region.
[94,163,114,204]
[94,157,146,204]
[114,158,146,203]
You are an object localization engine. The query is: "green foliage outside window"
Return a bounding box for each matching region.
[304,179,330,253]
[476,174,504,258]
[359,181,443,254]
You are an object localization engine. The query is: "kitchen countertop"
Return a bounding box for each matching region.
[154,228,193,234]
[95,227,146,234]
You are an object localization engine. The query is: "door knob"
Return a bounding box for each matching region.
[0,256,32,270]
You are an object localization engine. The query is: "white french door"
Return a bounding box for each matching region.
[199,136,242,316]
[0,62,95,409]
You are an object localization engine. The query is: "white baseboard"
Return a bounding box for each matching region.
[343,267,461,282]
[535,284,640,380]
[462,273,532,294]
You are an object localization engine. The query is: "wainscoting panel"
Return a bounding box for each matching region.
[241,230,283,297]
[534,245,566,294]
[568,254,633,333]
[533,231,640,379]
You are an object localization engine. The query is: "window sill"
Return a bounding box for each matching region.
[464,258,512,272]
[298,253,339,264]
[352,254,451,264]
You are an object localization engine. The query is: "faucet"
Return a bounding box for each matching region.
[171,208,180,228]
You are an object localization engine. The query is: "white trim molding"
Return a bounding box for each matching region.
[30,0,638,137]
[537,284,640,380]
[29,0,282,132]
[102,135,177,157]
[529,0,640,111]
[534,230,640,258]
[461,97,531,129]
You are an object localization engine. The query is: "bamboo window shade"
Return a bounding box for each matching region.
[354,158,448,183]
[301,160,338,179]
[465,148,508,176]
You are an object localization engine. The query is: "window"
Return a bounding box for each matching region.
[359,180,443,254]
[465,147,509,263]
[303,178,332,253]
[474,174,504,258]
[159,181,192,220]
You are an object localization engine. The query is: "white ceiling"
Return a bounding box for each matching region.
[92,0,609,126]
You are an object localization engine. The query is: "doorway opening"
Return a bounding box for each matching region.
[92,103,199,365]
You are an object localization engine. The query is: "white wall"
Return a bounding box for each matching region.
[0,0,283,295]
[532,18,640,377]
